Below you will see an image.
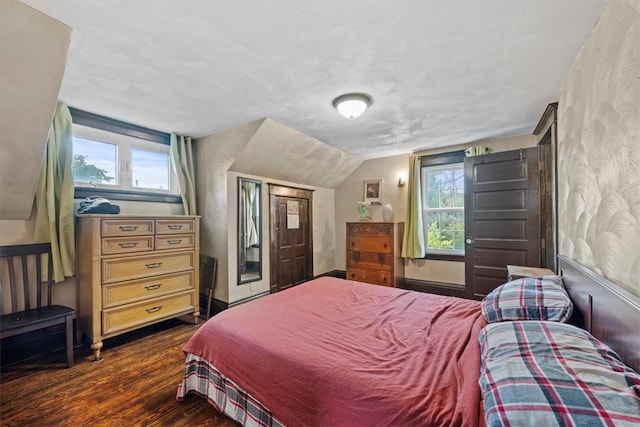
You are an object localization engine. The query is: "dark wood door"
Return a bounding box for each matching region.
[269,185,314,293]
[464,148,541,299]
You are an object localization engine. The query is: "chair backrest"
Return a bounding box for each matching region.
[199,255,217,293]
[0,243,54,315]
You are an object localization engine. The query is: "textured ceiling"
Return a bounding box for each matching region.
[22,0,605,159]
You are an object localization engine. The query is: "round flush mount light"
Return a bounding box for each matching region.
[332,93,373,119]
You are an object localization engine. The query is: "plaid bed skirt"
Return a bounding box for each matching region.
[176,353,285,427]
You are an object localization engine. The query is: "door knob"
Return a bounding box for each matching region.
[466,238,474,244]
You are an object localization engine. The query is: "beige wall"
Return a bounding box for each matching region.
[557,0,640,297]
[335,134,537,284]
[196,123,337,305]
[0,0,70,220]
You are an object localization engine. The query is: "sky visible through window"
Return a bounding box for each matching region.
[132,148,169,190]
[73,137,170,190]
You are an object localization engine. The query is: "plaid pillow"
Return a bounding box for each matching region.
[481,275,572,323]
[479,321,640,427]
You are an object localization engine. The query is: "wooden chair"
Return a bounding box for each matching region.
[199,255,217,320]
[0,243,75,368]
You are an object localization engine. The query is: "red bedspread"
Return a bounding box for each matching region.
[183,277,485,426]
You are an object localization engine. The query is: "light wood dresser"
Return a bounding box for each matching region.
[76,215,200,361]
[346,222,404,287]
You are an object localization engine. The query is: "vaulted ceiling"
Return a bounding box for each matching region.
[22,0,605,158]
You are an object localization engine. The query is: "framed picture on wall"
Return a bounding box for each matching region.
[363,179,382,204]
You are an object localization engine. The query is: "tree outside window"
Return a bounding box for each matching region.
[422,162,465,256]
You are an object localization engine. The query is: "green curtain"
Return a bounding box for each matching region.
[34,102,75,283]
[401,156,426,258]
[169,133,197,215]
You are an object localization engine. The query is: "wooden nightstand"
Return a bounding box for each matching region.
[507,265,555,281]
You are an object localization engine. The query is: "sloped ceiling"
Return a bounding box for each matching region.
[0,0,71,220]
[229,118,362,188]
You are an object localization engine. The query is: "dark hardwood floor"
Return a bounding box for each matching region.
[0,319,237,426]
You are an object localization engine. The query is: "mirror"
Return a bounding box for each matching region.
[238,177,262,284]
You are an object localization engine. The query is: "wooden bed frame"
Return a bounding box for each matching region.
[559,255,640,373]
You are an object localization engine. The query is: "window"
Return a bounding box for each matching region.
[420,151,466,258]
[70,108,181,203]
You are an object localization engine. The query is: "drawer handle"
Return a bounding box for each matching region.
[145,262,163,269]
[378,254,385,264]
[353,252,360,262]
[167,239,182,245]
[351,241,355,247]
[168,224,183,230]
[351,273,356,278]
[383,243,388,249]
[119,225,139,231]
[382,277,388,282]
[145,306,163,314]
[119,242,139,248]
[144,284,162,291]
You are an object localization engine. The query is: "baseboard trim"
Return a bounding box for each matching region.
[403,278,466,298]
[229,291,270,308]
[202,291,271,317]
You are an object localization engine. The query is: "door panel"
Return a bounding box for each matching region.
[473,190,526,211]
[269,185,314,293]
[465,148,540,299]
[474,248,527,266]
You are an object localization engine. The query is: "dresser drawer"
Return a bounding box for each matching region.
[102,219,154,237]
[347,250,392,269]
[346,268,393,287]
[156,219,195,234]
[102,236,154,255]
[102,291,194,335]
[102,271,194,308]
[155,234,195,251]
[347,236,393,253]
[102,251,194,284]
[347,222,394,237]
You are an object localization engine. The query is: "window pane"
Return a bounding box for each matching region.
[73,138,117,184]
[422,162,465,254]
[426,168,464,208]
[132,148,170,190]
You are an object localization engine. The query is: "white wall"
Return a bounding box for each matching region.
[225,172,336,303]
[557,0,640,297]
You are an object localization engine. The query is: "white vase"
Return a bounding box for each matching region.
[382,203,393,222]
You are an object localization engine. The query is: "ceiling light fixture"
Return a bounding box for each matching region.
[332,93,372,119]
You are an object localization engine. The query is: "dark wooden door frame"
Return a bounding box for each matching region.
[268,184,314,293]
[534,102,559,272]
[464,148,541,300]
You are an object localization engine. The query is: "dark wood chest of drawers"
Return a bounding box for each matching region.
[346,222,404,287]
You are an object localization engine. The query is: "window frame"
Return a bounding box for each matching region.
[69,107,182,204]
[420,150,466,261]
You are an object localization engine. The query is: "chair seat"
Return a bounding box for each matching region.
[0,305,75,330]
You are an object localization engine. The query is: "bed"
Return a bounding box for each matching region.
[177,276,486,426]
[177,257,640,426]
